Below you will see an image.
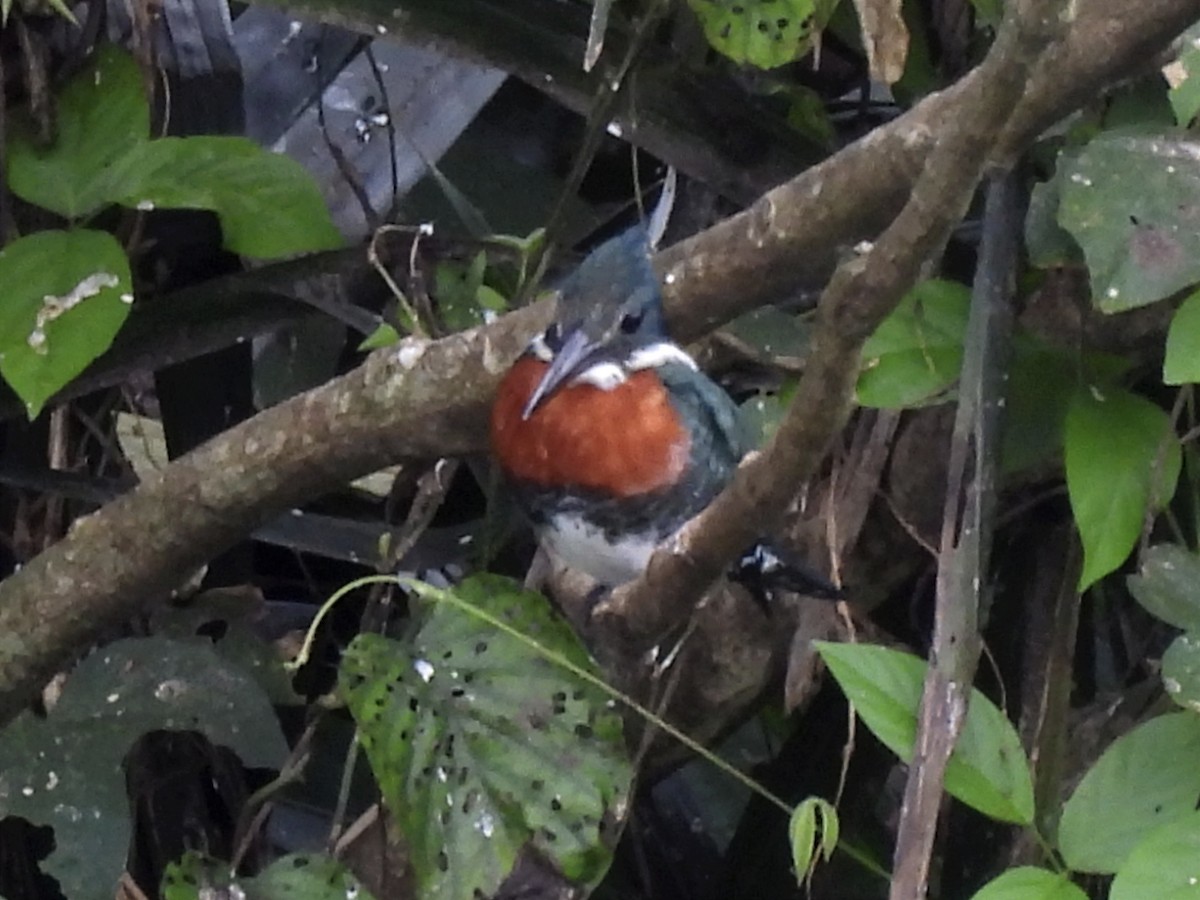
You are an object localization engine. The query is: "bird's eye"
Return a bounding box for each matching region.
[618,310,644,334]
[543,322,563,351]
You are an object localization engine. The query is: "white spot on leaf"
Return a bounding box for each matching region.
[475,812,496,837]
[28,272,120,353]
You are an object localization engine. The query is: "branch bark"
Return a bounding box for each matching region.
[598,0,1062,642]
[0,0,1194,730]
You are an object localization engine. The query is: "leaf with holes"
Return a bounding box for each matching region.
[0,229,133,419]
[163,851,377,900]
[1058,134,1200,312]
[1065,387,1180,590]
[339,575,630,900]
[0,638,287,900]
[684,0,841,69]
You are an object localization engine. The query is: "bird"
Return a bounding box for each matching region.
[489,227,840,598]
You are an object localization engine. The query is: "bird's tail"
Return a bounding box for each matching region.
[729,542,844,601]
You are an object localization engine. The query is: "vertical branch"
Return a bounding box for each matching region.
[1016,523,1082,858]
[889,172,1022,898]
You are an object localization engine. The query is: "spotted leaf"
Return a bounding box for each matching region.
[1058,135,1200,312]
[339,575,630,900]
[684,0,841,69]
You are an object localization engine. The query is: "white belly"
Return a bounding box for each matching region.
[540,514,659,585]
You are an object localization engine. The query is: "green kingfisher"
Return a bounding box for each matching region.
[490,228,839,597]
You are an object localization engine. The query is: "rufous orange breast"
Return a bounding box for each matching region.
[490,356,691,499]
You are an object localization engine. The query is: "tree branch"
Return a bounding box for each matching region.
[597,0,1064,642]
[654,0,1197,338]
[0,0,1193,729]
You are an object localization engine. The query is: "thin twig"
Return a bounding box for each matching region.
[890,167,1024,898]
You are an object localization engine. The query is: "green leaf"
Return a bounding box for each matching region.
[339,574,631,900]
[1168,25,1200,126]
[7,45,148,219]
[477,283,509,314]
[1126,543,1200,631]
[784,84,836,147]
[162,852,231,900]
[108,136,342,258]
[1025,175,1083,268]
[789,797,839,882]
[1163,287,1200,384]
[1058,134,1200,312]
[1065,388,1181,590]
[1111,811,1200,899]
[1058,713,1200,874]
[426,158,492,239]
[968,867,1088,900]
[6,43,338,257]
[359,322,401,351]
[1162,632,1200,712]
[163,851,376,900]
[858,279,970,408]
[726,306,814,360]
[436,251,493,331]
[740,390,790,448]
[789,799,817,878]
[0,637,287,900]
[149,586,303,707]
[0,229,133,418]
[815,642,1034,825]
[965,0,1003,29]
[684,0,840,69]
[1002,338,1131,474]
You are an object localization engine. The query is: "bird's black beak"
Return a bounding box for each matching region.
[521,327,595,420]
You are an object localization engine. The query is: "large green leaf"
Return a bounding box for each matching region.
[7,45,148,219]
[0,637,287,900]
[857,279,969,409]
[1110,811,1200,899]
[815,642,1034,825]
[0,229,133,418]
[1126,543,1200,632]
[1058,134,1200,313]
[8,44,340,258]
[340,575,631,900]
[108,136,343,257]
[684,0,840,69]
[1065,388,1181,589]
[1058,713,1200,874]
[163,851,377,900]
[969,867,1088,900]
